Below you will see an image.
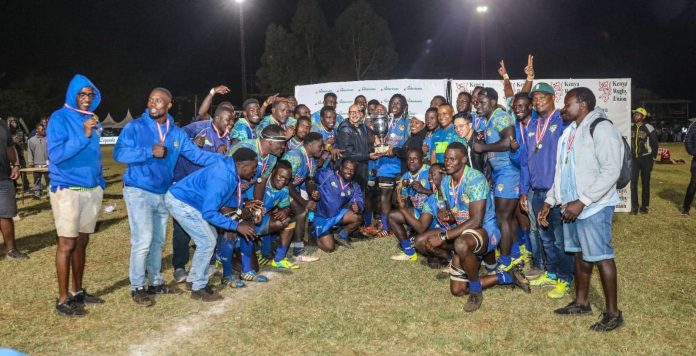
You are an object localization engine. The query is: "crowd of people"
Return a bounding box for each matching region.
[5,58,695,334]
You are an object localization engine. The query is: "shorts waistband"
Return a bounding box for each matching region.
[50,185,99,193]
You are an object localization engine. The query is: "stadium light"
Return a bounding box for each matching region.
[476,5,488,13]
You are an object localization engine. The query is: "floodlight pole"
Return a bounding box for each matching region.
[476,5,488,79]
[237,0,247,100]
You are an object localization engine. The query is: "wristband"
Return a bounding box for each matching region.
[526,76,534,81]
[503,74,510,80]
[209,88,215,96]
[439,231,448,241]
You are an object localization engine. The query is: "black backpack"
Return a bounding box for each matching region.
[589,118,632,190]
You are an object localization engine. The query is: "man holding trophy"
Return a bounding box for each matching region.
[375,94,411,237]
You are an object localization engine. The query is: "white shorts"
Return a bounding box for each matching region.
[49,187,103,237]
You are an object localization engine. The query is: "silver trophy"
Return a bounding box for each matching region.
[372,114,389,153]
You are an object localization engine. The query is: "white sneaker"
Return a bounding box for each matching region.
[294,254,320,262]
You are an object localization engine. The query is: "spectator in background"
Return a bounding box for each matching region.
[7,117,30,196]
[681,119,696,216]
[29,116,49,138]
[27,123,49,199]
[0,116,28,260]
[630,107,659,214]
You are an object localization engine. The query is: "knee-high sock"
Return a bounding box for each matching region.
[262,235,276,258]
[400,239,415,256]
[274,246,288,262]
[381,213,390,231]
[469,279,482,293]
[510,240,521,260]
[363,211,372,227]
[218,237,235,279]
[238,238,254,273]
[517,227,527,247]
[522,228,531,252]
[496,271,512,285]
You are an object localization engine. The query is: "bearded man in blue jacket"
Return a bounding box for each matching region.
[114,88,221,306]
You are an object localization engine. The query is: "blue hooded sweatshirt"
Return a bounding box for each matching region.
[168,157,243,232]
[47,74,105,189]
[113,111,221,194]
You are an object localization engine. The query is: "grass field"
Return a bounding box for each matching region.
[1,144,695,355]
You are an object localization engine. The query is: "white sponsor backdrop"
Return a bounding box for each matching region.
[451,78,631,212]
[295,79,448,119]
[297,78,631,212]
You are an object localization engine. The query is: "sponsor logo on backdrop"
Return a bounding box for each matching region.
[315,89,332,95]
[339,87,354,93]
[551,81,563,99]
[99,136,118,145]
[404,85,423,91]
[361,87,376,91]
[611,80,628,102]
[382,86,399,91]
[598,81,611,102]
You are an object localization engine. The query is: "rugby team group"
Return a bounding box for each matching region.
[40,58,626,332]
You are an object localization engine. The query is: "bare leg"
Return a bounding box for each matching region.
[70,233,90,292]
[597,259,619,314]
[388,209,408,242]
[573,252,593,306]
[495,197,518,256]
[317,234,336,253]
[0,218,16,252]
[56,236,77,303]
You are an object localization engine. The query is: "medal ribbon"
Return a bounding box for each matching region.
[449,170,465,208]
[256,140,270,176]
[302,146,313,176]
[64,103,94,116]
[519,120,528,145]
[211,122,229,139]
[156,119,170,144]
[564,127,577,164]
[236,179,242,206]
[535,110,556,148]
[336,172,350,191]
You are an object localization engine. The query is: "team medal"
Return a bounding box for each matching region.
[256,177,263,183]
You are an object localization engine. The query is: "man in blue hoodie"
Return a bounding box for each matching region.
[170,103,234,283]
[165,148,259,301]
[48,74,106,317]
[114,88,221,306]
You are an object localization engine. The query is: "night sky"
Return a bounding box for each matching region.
[1,0,694,121]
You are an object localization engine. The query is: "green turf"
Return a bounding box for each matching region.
[1,144,695,355]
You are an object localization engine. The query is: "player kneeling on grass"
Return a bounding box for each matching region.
[388,148,432,261]
[415,143,530,312]
[313,159,364,252]
[164,148,259,302]
[282,132,324,262]
[252,160,299,270]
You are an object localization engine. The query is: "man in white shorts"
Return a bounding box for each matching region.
[47,74,106,317]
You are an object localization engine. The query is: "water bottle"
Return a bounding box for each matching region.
[308,211,315,223]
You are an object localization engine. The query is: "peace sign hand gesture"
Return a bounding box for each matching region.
[524,54,535,80]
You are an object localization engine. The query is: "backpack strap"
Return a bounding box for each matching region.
[589,117,610,137]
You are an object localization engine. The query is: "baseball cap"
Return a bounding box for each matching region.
[411,116,425,123]
[632,107,648,117]
[528,82,555,97]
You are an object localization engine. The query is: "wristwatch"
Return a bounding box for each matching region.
[439,231,448,241]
